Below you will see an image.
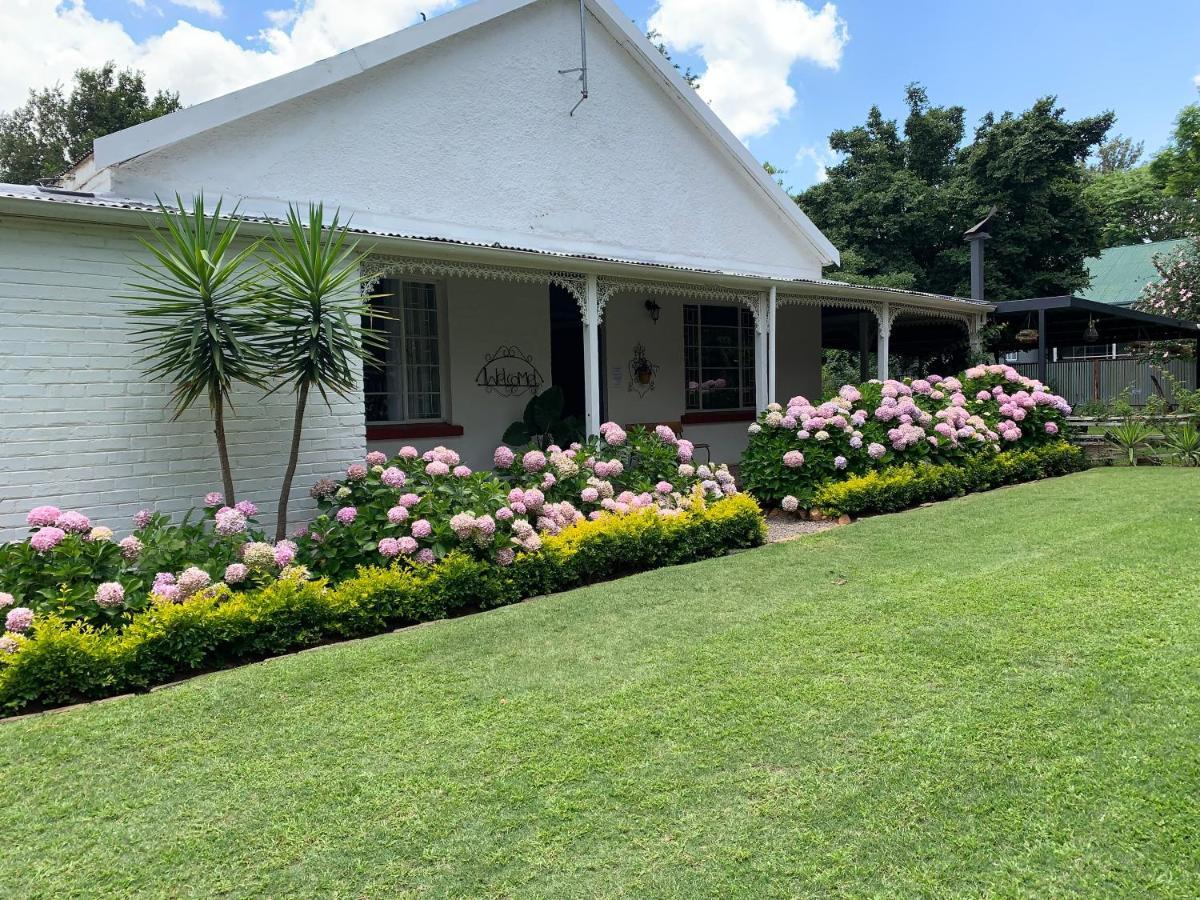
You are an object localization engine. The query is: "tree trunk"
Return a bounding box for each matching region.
[275,382,310,541]
[214,399,236,506]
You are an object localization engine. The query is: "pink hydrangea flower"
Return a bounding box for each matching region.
[655,481,673,494]
[224,563,248,584]
[366,451,388,466]
[655,424,677,444]
[26,506,61,527]
[399,493,420,508]
[381,466,406,488]
[398,446,419,460]
[398,536,419,555]
[781,496,799,512]
[234,500,258,518]
[133,509,153,529]
[523,450,547,473]
[274,540,297,568]
[214,507,247,536]
[496,547,515,566]
[336,506,358,525]
[0,592,13,608]
[1045,421,1059,435]
[834,456,848,470]
[0,636,18,655]
[30,526,66,553]
[581,487,599,503]
[55,511,91,534]
[524,488,545,511]
[415,549,436,565]
[5,607,33,633]
[387,505,409,525]
[119,535,143,560]
[494,445,515,468]
[411,519,433,538]
[204,492,224,508]
[783,450,805,468]
[868,442,887,460]
[677,440,695,463]
[453,465,472,478]
[177,567,212,599]
[495,506,514,521]
[378,537,402,558]
[346,463,368,481]
[425,461,451,477]
[94,582,125,608]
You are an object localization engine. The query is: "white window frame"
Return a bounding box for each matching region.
[683,302,757,412]
[364,278,451,425]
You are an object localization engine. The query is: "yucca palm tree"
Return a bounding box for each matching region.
[262,203,383,540]
[125,194,269,505]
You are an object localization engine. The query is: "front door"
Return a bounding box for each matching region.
[548,284,605,424]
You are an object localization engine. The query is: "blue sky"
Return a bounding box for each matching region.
[7,1,1200,191]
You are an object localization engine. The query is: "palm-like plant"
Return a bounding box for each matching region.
[262,203,383,540]
[1163,421,1200,467]
[1104,417,1156,466]
[125,194,268,504]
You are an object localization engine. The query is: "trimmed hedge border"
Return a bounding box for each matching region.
[810,442,1086,517]
[0,495,765,716]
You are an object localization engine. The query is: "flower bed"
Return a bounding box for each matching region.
[740,364,1073,509]
[0,494,765,715]
[0,423,757,711]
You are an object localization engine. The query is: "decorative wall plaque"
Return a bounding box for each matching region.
[627,342,659,399]
[476,346,544,396]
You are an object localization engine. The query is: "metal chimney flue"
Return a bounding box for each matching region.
[963,207,997,302]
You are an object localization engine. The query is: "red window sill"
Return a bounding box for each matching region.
[680,410,757,425]
[366,423,464,440]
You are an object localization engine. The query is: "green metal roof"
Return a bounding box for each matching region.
[1080,238,1191,306]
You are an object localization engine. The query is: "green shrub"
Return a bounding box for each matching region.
[811,443,1085,517]
[0,495,764,715]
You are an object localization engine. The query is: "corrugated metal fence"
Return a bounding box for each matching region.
[1011,358,1196,407]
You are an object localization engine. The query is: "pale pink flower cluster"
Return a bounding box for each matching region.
[335,506,358,525]
[600,422,628,446]
[204,492,224,508]
[94,581,125,608]
[493,445,515,468]
[346,463,368,481]
[522,450,547,473]
[30,527,66,553]
[381,467,406,488]
[224,563,248,584]
[214,506,248,536]
[5,607,33,633]
[366,451,388,467]
[55,511,91,534]
[423,446,461,467]
[26,505,61,527]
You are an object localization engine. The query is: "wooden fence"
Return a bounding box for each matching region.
[1011,358,1196,407]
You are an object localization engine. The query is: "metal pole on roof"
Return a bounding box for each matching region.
[558,0,589,116]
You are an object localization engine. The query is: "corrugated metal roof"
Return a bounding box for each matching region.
[1080,238,1190,306]
[0,183,987,309]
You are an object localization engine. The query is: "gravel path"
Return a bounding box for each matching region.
[765,517,839,543]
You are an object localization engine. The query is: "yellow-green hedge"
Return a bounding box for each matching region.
[0,495,765,715]
[811,442,1085,517]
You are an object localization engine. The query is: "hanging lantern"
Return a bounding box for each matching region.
[1016,328,1039,345]
[1083,316,1099,343]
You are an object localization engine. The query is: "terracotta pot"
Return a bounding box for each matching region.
[636,368,653,384]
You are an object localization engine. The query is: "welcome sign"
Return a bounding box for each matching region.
[476,346,544,397]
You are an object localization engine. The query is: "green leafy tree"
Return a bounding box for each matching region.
[260,204,381,540]
[799,86,1113,300]
[1136,235,1200,322]
[1090,134,1143,174]
[1150,102,1200,200]
[1083,165,1197,247]
[0,63,180,184]
[125,195,269,505]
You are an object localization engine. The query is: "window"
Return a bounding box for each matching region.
[683,303,755,411]
[364,279,446,423]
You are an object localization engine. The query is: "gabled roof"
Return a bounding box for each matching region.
[91,0,839,266]
[1080,238,1190,306]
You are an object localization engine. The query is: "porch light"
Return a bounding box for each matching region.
[644,298,661,324]
[1083,316,1099,343]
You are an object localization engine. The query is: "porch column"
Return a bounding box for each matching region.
[767,286,778,404]
[1037,307,1047,386]
[858,311,870,382]
[876,304,891,381]
[968,313,984,361]
[754,293,770,411]
[582,274,602,436]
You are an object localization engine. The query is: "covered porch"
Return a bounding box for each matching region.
[359,247,990,467]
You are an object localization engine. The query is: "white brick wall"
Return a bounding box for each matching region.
[0,214,365,539]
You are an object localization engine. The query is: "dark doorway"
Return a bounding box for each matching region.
[549,284,586,422]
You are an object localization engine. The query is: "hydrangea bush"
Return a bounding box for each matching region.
[0,423,743,650]
[740,364,1073,507]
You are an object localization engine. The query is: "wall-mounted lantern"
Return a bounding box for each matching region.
[644,298,661,324]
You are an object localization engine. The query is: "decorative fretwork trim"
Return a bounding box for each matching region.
[597,276,762,324]
[359,254,587,307]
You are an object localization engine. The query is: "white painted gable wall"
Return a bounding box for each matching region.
[105,0,825,280]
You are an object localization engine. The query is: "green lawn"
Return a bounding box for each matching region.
[3,469,1199,898]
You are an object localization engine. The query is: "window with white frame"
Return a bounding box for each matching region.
[363,279,447,423]
[683,303,756,411]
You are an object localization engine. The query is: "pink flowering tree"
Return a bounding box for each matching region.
[260,203,381,540]
[124,194,269,505]
[1135,236,1200,358]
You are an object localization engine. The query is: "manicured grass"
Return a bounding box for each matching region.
[2,469,1198,897]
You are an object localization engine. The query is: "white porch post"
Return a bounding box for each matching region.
[767,286,778,404]
[754,292,770,411]
[876,303,891,381]
[968,313,984,360]
[582,274,602,436]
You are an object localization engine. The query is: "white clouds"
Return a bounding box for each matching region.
[648,0,848,141]
[170,0,224,17]
[795,143,838,185]
[0,0,457,113]
[1194,72,1199,88]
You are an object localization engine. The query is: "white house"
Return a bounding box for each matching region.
[0,0,989,537]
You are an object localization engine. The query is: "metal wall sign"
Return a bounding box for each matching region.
[627,342,659,399]
[476,346,544,396]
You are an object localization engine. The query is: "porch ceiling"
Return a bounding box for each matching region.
[992,296,1200,350]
